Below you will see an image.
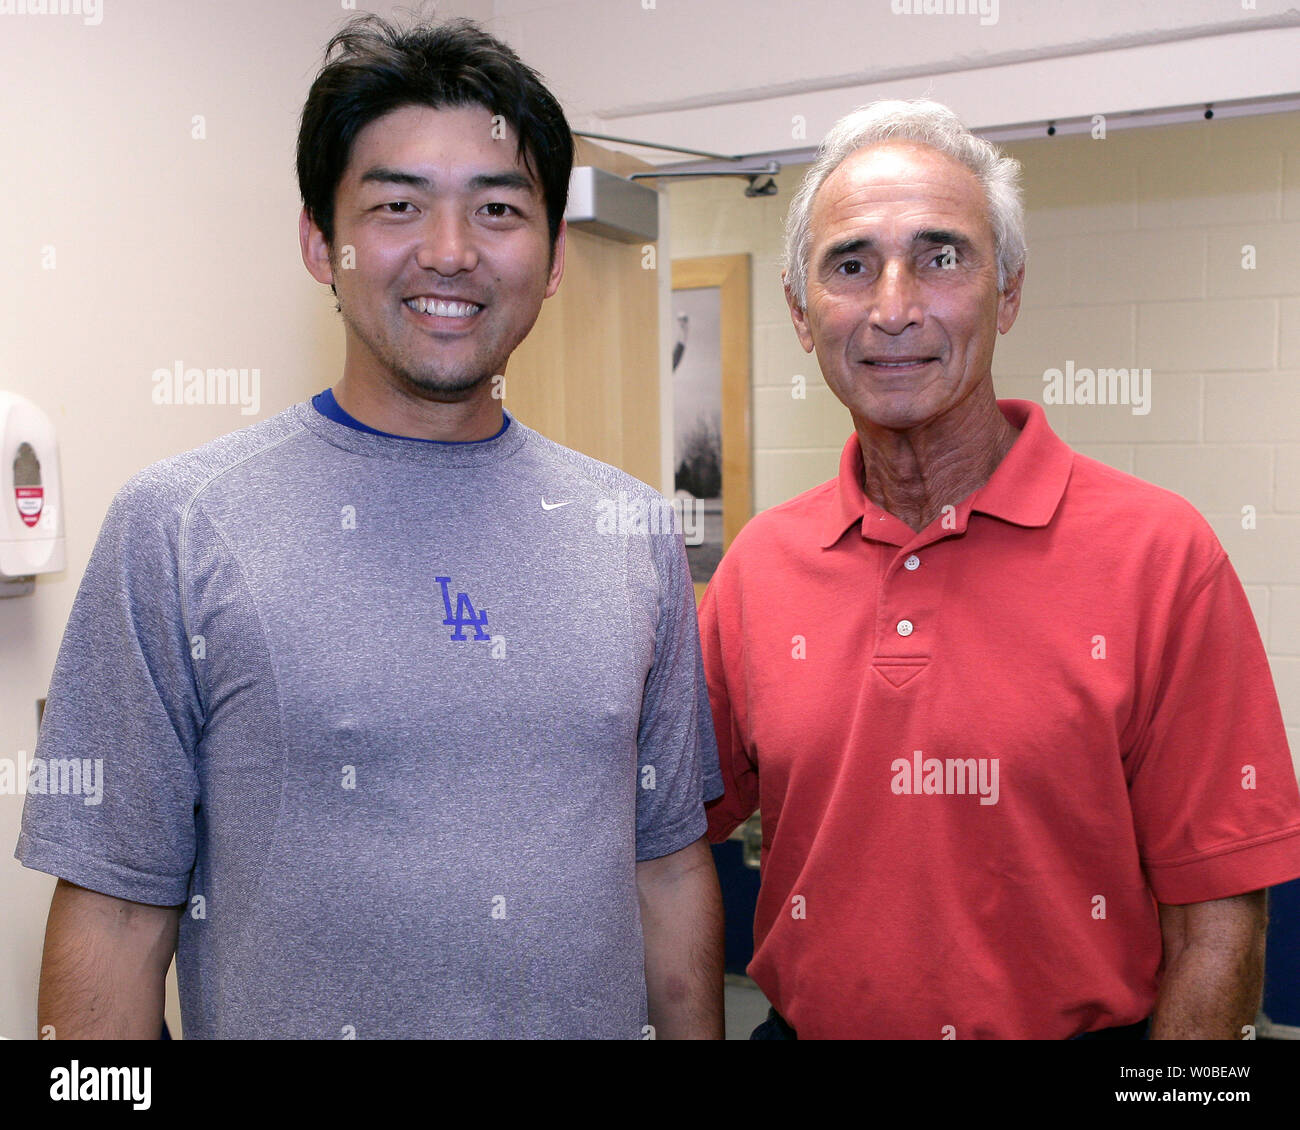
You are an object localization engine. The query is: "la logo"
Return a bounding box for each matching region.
[435,576,490,641]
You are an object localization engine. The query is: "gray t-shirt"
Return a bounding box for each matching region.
[16,400,722,1039]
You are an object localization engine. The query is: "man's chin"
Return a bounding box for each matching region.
[842,383,968,435]
[843,394,934,434]
[401,369,493,400]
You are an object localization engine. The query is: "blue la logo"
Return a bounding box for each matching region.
[435,576,490,641]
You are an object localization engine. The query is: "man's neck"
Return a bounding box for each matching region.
[332,372,504,443]
[855,391,1019,534]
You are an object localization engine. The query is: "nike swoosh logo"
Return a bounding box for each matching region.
[541,499,574,511]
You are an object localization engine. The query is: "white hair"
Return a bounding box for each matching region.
[783,99,1026,306]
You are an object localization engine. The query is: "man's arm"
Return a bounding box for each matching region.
[1151,889,1267,1040]
[38,879,182,1039]
[636,836,724,1039]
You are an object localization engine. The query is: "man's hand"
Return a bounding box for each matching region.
[38,879,181,1039]
[636,835,725,1039]
[1152,889,1267,1040]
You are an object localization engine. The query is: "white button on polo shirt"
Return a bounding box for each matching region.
[897,619,914,636]
[904,554,921,571]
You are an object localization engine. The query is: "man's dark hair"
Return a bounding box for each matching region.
[296,14,573,258]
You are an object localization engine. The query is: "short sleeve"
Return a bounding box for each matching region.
[1128,554,1300,904]
[14,474,202,906]
[699,553,759,844]
[633,522,722,862]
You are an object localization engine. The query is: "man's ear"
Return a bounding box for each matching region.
[784,272,815,354]
[997,263,1025,334]
[544,219,567,299]
[300,206,335,287]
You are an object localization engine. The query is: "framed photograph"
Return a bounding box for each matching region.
[670,254,753,601]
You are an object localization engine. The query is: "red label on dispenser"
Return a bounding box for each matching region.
[15,486,43,528]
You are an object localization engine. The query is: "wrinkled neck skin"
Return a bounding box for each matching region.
[854,385,1018,533]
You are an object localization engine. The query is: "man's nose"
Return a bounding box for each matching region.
[868,259,922,334]
[415,210,478,275]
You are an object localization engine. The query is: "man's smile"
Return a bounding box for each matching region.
[859,355,938,372]
[403,296,484,318]
[401,294,486,332]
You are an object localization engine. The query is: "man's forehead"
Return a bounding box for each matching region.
[345,103,536,187]
[811,140,989,235]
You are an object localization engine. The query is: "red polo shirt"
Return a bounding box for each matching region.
[701,399,1300,1039]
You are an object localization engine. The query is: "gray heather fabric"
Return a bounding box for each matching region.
[16,400,722,1039]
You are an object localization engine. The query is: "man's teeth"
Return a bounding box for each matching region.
[405,297,482,317]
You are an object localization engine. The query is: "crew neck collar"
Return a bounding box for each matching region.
[296,397,528,468]
[312,387,512,444]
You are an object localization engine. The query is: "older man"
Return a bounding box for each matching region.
[700,99,1300,1040]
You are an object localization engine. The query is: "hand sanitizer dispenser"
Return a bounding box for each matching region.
[0,391,65,597]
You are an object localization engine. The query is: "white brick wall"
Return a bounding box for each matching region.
[668,110,1300,746]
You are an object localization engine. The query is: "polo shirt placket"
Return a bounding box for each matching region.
[860,510,958,690]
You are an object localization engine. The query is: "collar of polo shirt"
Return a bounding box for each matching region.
[819,399,1075,548]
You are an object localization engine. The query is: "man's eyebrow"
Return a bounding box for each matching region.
[467,171,536,193]
[915,228,972,249]
[819,229,974,266]
[359,167,431,190]
[357,167,536,193]
[821,236,873,265]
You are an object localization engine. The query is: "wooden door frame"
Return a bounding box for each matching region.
[671,253,753,602]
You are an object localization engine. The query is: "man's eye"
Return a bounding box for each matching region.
[382,202,415,214]
[838,260,862,275]
[480,202,516,218]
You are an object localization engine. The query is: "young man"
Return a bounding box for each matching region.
[17,15,723,1040]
